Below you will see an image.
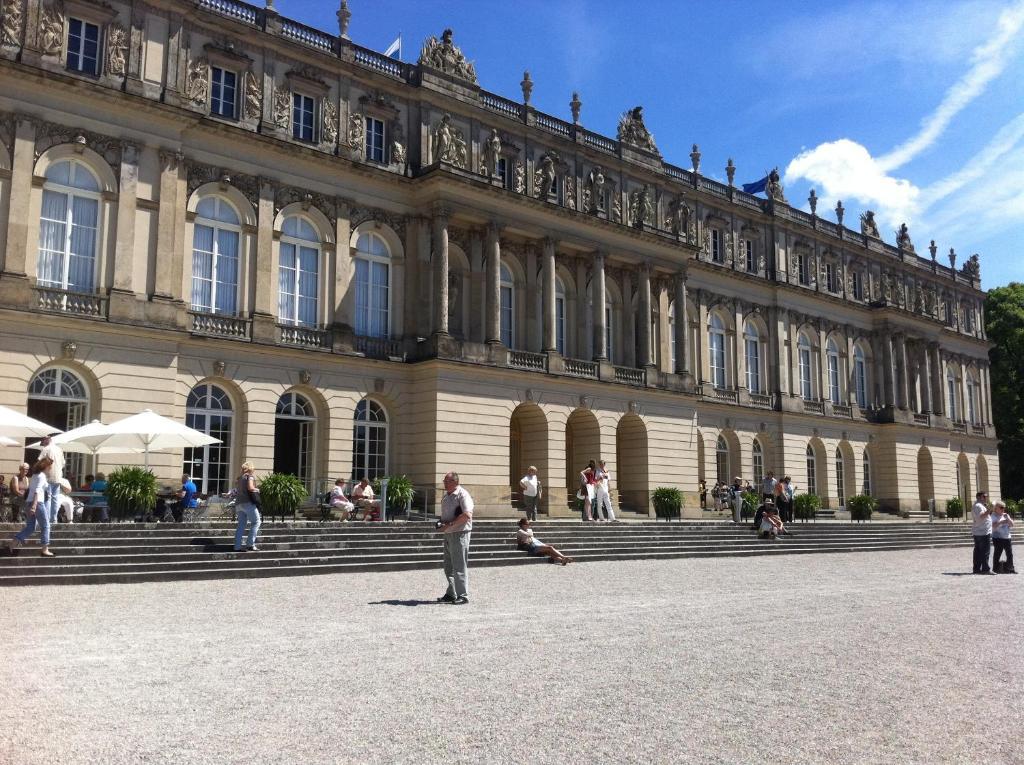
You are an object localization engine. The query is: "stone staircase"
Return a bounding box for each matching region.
[0,520,975,586]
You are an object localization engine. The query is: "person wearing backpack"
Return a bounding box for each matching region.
[7,457,55,557]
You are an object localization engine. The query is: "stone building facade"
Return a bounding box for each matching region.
[0,0,999,516]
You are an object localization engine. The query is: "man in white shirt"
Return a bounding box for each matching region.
[971,491,994,575]
[38,434,65,525]
[519,466,541,521]
[436,471,474,605]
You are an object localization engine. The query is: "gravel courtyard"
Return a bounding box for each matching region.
[1,547,1021,765]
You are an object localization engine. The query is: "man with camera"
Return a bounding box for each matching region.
[436,471,474,605]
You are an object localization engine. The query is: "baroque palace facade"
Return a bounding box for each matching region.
[0,0,1000,516]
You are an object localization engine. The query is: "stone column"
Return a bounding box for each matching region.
[638,264,653,368]
[2,116,37,279]
[254,179,276,317]
[432,209,449,336]
[929,343,944,417]
[982,364,994,424]
[112,142,139,295]
[818,326,828,402]
[880,333,895,408]
[621,271,635,368]
[154,150,183,300]
[673,274,689,375]
[734,300,744,389]
[333,199,354,330]
[468,229,485,343]
[696,290,709,384]
[485,221,501,344]
[575,257,588,357]
[896,334,910,409]
[542,237,556,352]
[772,308,789,397]
[415,216,432,338]
[592,251,607,361]
[919,345,932,413]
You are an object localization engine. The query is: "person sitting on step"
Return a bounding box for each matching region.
[760,503,792,539]
[352,478,381,521]
[329,478,355,520]
[516,518,573,565]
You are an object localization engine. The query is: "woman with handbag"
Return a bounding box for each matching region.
[234,462,261,552]
[7,458,55,556]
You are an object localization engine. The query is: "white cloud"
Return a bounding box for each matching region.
[877,2,1024,171]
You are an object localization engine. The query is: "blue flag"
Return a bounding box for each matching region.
[742,175,769,195]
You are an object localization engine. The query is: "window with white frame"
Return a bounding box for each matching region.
[354,232,390,338]
[669,302,677,371]
[827,338,841,404]
[38,159,101,293]
[835,448,846,508]
[210,67,237,119]
[798,334,814,400]
[743,239,755,272]
[854,345,868,409]
[605,304,614,363]
[716,436,729,484]
[708,313,727,389]
[183,384,233,496]
[278,216,320,327]
[852,270,864,301]
[744,321,762,393]
[825,262,838,293]
[500,263,515,347]
[352,399,388,480]
[365,116,386,163]
[710,229,723,264]
[967,374,979,425]
[191,197,240,315]
[555,276,566,355]
[862,449,872,495]
[752,438,764,483]
[67,18,101,75]
[292,93,316,142]
[806,444,817,496]
[947,370,959,421]
[797,250,809,285]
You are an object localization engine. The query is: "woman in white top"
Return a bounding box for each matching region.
[329,479,355,520]
[7,457,55,557]
[516,518,573,565]
[991,501,1016,574]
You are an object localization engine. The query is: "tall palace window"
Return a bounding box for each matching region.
[184,384,234,496]
[352,399,388,481]
[354,232,390,338]
[38,160,101,293]
[191,197,240,315]
[278,216,320,327]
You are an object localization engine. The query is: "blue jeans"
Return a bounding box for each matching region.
[48,481,60,524]
[234,504,261,550]
[15,502,51,546]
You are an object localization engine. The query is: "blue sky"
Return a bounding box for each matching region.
[283,0,1024,290]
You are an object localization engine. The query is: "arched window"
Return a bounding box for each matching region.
[183,384,233,495]
[946,369,959,421]
[826,338,841,404]
[352,399,388,480]
[798,334,814,400]
[28,367,89,486]
[555,276,566,355]
[744,321,762,394]
[806,444,817,496]
[191,197,240,315]
[752,438,764,482]
[835,448,846,508]
[279,216,320,327]
[38,159,101,292]
[274,392,316,490]
[355,232,390,338]
[854,344,868,409]
[862,449,872,496]
[716,436,729,484]
[500,263,514,347]
[708,314,727,389]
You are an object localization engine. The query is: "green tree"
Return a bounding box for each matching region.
[985,283,1024,499]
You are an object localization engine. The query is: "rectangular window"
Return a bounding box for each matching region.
[292,93,315,143]
[744,240,755,272]
[825,263,837,293]
[605,306,613,363]
[500,285,514,347]
[497,157,508,189]
[828,354,841,404]
[355,259,389,338]
[67,18,101,75]
[711,230,722,263]
[799,348,813,400]
[967,383,977,425]
[798,253,809,285]
[852,271,864,300]
[709,333,726,389]
[746,339,760,394]
[210,67,237,119]
[555,295,565,355]
[365,116,385,163]
[947,377,958,421]
[855,359,867,409]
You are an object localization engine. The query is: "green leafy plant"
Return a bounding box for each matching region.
[741,490,759,520]
[1005,499,1020,519]
[794,493,821,521]
[847,494,877,522]
[652,487,683,520]
[945,497,964,519]
[105,466,157,520]
[372,475,415,510]
[258,473,308,521]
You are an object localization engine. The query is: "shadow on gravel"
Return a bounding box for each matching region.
[368,599,442,607]
[942,572,979,576]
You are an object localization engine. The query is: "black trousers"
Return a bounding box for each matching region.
[993,538,1014,571]
[778,499,793,524]
[973,534,992,573]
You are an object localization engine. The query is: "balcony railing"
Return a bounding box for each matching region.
[282,19,335,52]
[699,177,730,199]
[481,91,523,120]
[803,399,824,415]
[581,130,618,154]
[509,350,546,372]
[832,403,852,418]
[355,335,404,360]
[535,112,572,138]
[951,421,967,434]
[614,366,645,386]
[712,388,739,404]
[279,324,331,349]
[749,392,774,410]
[564,358,598,379]
[971,424,986,436]
[35,287,109,318]
[189,311,251,340]
[351,43,405,79]
[196,0,259,24]
[913,412,930,425]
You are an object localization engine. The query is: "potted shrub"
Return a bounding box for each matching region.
[847,494,877,522]
[373,475,415,520]
[1005,499,1019,520]
[652,487,683,521]
[793,493,821,521]
[945,497,964,519]
[741,490,760,520]
[258,473,308,522]
[106,466,157,522]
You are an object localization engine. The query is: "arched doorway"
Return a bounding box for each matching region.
[352,399,388,481]
[615,414,649,513]
[565,409,600,503]
[27,367,89,486]
[184,383,234,495]
[956,453,971,508]
[976,455,989,496]
[509,403,548,513]
[917,447,935,513]
[274,392,316,492]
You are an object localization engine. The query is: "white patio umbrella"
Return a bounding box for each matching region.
[24,420,146,455]
[0,405,60,439]
[73,409,220,468]
[0,435,19,447]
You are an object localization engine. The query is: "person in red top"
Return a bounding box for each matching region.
[578,460,597,523]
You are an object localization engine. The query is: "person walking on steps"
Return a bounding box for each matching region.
[38,433,65,525]
[234,462,261,552]
[971,491,994,574]
[437,471,474,605]
[991,500,1016,574]
[7,457,55,557]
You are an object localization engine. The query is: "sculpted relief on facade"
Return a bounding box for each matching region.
[617,106,658,155]
[1,0,23,49]
[432,113,467,168]
[105,22,128,76]
[186,57,209,104]
[243,70,261,121]
[418,28,477,84]
[38,1,64,56]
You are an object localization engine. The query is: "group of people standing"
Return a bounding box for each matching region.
[577,460,616,522]
[971,491,1016,574]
